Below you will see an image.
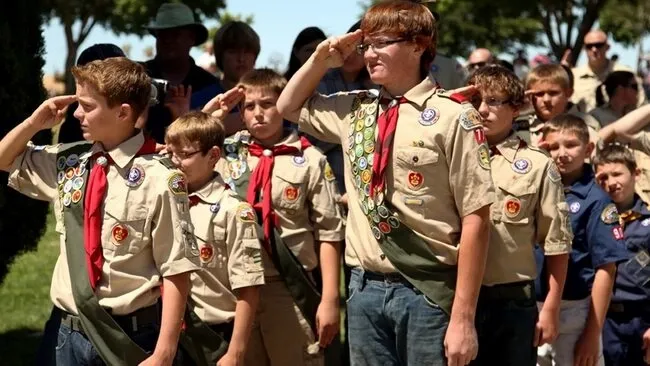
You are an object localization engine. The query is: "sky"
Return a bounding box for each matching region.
[41,0,650,76]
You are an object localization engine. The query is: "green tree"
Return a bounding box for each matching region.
[0,0,51,282]
[206,11,254,44]
[42,0,227,93]
[600,0,650,46]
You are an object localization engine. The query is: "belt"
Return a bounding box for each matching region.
[362,270,412,285]
[608,301,650,315]
[60,303,160,335]
[480,280,534,301]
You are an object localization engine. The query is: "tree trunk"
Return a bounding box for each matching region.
[64,41,78,94]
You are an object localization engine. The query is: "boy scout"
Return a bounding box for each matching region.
[535,114,629,366]
[466,65,571,366]
[276,1,496,365]
[593,144,650,366]
[518,64,600,148]
[209,68,345,366]
[0,57,198,365]
[164,111,265,366]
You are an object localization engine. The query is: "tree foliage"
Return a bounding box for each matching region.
[206,11,255,45]
[42,0,227,92]
[600,0,650,46]
[0,0,50,283]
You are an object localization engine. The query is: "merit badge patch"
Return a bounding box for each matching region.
[71,190,82,204]
[612,226,624,240]
[56,156,67,170]
[75,164,87,177]
[62,192,72,207]
[478,145,490,170]
[284,186,299,202]
[199,243,215,263]
[459,107,483,130]
[547,163,561,183]
[418,107,440,126]
[292,155,307,167]
[569,202,581,213]
[361,169,372,184]
[378,221,391,234]
[72,177,84,191]
[57,170,66,184]
[474,128,486,144]
[387,216,400,229]
[512,158,532,174]
[126,165,145,188]
[237,203,256,223]
[601,203,620,224]
[323,163,335,181]
[504,198,521,218]
[66,154,79,167]
[364,115,375,128]
[63,179,73,194]
[167,173,188,196]
[111,224,129,243]
[407,171,424,190]
[65,167,75,180]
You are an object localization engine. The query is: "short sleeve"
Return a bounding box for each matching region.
[296,92,356,145]
[226,201,265,290]
[536,161,573,255]
[307,155,345,242]
[586,200,629,268]
[8,142,60,201]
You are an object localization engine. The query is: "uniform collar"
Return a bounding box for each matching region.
[252,129,302,150]
[630,195,650,217]
[380,78,437,109]
[574,61,614,79]
[491,133,523,163]
[564,164,595,199]
[192,174,227,205]
[90,131,145,169]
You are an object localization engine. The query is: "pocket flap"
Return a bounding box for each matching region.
[396,147,439,166]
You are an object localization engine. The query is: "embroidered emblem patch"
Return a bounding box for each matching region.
[478,145,490,170]
[474,128,486,144]
[612,226,624,240]
[66,154,79,167]
[65,167,75,180]
[71,190,82,204]
[569,202,581,213]
[168,173,188,196]
[126,165,145,188]
[200,243,215,263]
[284,186,299,202]
[292,155,307,167]
[62,192,72,207]
[236,203,257,223]
[459,107,483,130]
[547,163,561,183]
[72,177,84,191]
[504,198,521,218]
[512,158,532,174]
[601,203,620,224]
[111,224,129,243]
[56,156,67,170]
[418,107,440,126]
[407,171,424,190]
[324,163,335,181]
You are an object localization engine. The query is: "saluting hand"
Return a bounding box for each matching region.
[312,30,363,69]
[27,95,77,131]
[202,87,245,122]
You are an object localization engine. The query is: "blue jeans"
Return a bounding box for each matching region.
[603,308,650,366]
[55,321,160,365]
[347,268,449,366]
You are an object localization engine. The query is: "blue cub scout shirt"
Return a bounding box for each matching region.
[613,195,650,303]
[536,165,629,301]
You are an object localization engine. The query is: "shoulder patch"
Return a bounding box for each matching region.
[600,203,620,224]
[167,172,188,196]
[547,162,562,183]
[323,162,336,181]
[236,203,257,223]
[459,107,483,130]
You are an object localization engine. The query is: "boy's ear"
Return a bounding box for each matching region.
[210,146,221,162]
[634,167,642,180]
[585,141,595,157]
[118,103,134,122]
[565,88,574,99]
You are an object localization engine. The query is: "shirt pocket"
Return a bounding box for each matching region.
[394,146,441,196]
[273,168,308,214]
[199,227,227,269]
[493,178,537,225]
[103,206,149,255]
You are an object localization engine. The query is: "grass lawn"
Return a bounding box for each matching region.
[0,209,59,365]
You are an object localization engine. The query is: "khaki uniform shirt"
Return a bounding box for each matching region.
[8,133,199,315]
[589,104,620,127]
[515,104,600,149]
[216,130,345,275]
[572,62,646,113]
[484,134,572,285]
[429,54,466,90]
[188,176,265,324]
[297,78,496,272]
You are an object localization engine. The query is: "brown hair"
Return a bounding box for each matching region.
[237,68,287,97]
[361,0,436,79]
[165,111,225,153]
[71,57,150,119]
[593,143,637,173]
[526,64,572,91]
[467,64,525,107]
[213,21,261,71]
[542,113,590,144]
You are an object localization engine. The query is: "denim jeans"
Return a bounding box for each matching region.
[55,321,160,365]
[347,268,449,366]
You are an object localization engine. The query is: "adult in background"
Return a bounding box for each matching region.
[572,29,646,113]
[285,27,327,81]
[466,48,495,75]
[590,71,639,127]
[143,3,218,143]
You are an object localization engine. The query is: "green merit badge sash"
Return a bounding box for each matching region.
[347,92,457,315]
[57,142,148,365]
[179,189,233,366]
[223,132,321,332]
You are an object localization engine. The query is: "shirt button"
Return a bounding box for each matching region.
[412,156,419,163]
[263,149,272,157]
[380,254,386,260]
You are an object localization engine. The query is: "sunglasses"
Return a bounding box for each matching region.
[585,42,606,50]
[468,61,487,70]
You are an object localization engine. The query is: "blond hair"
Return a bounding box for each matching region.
[237,68,287,96]
[525,64,572,91]
[165,111,225,153]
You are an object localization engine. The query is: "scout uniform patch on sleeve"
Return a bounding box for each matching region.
[601,203,620,224]
[459,106,483,131]
[477,144,490,170]
[547,163,562,183]
[236,203,257,223]
[323,163,335,181]
[168,172,188,196]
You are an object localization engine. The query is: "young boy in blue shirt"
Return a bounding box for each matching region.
[536,114,629,366]
[594,143,650,366]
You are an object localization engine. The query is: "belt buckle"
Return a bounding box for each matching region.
[385,273,402,283]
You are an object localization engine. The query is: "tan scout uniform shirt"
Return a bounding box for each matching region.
[589,104,620,127]
[216,130,345,275]
[188,175,265,324]
[572,62,646,113]
[484,134,572,285]
[516,105,600,149]
[297,78,496,272]
[8,133,199,316]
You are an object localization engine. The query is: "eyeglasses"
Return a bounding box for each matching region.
[468,61,487,70]
[164,150,201,161]
[356,38,407,54]
[470,96,510,109]
[585,42,606,50]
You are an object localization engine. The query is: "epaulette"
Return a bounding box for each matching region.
[437,90,469,104]
[526,142,552,158]
[57,140,93,154]
[155,155,176,170]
